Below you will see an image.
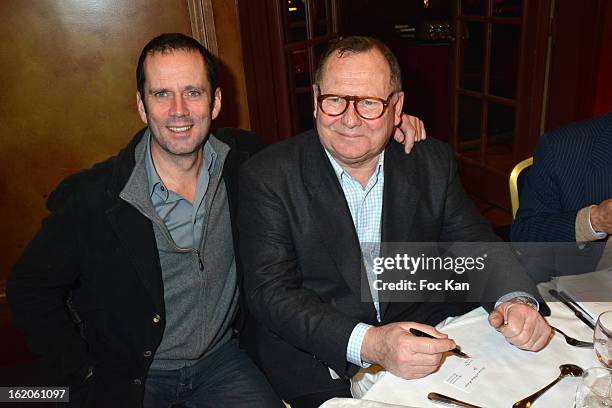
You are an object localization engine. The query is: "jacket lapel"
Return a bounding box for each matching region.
[104,129,165,313]
[379,142,421,318]
[302,132,377,318]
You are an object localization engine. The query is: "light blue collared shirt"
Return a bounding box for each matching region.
[145,135,217,249]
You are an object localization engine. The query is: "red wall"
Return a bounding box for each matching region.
[594,0,612,116]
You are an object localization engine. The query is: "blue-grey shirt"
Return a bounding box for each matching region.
[145,136,217,249]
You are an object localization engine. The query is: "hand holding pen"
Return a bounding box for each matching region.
[360,322,460,380]
[409,327,469,358]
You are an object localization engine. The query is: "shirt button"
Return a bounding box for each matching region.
[153,314,161,324]
[160,186,165,191]
[133,378,142,385]
[143,350,152,358]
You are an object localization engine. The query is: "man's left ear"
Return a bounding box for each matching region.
[211,88,222,120]
[394,91,405,127]
[136,91,148,125]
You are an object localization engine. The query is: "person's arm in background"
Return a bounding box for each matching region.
[393,114,426,153]
[511,136,584,242]
[582,200,612,241]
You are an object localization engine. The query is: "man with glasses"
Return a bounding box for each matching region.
[238,36,551,407]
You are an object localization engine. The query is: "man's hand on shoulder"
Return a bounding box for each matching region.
[488,300,552,351]
[360,322,454,380]
[393,114,426,154]
[590,199,612,235]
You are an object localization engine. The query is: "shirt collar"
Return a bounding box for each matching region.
[324,149,385,186]
[144,132,217,201]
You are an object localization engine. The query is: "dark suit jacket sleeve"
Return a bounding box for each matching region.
[238,166,360,375]
[511,136,578,242]
[7,181,92,385]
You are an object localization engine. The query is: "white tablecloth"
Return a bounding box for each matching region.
[355,302,603,408]
[320,398,416,408]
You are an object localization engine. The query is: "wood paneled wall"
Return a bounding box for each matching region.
[0,0,250,296]
[210,0,251,129]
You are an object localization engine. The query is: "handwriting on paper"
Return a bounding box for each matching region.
[444,358,486,392]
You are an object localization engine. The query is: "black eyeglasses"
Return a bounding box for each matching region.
[316,85,397,120]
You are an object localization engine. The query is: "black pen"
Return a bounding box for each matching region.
[409,328,470,358]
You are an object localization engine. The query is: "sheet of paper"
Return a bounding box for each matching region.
[443,358,486,393]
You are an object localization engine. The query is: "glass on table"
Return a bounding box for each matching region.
[574,367,612,408]
[595,311,612,368]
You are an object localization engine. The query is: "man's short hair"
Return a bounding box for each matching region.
[315,36,402,91]
[136,33,218,99]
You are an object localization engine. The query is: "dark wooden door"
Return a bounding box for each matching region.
[283,0,341,134]
[451,0,551,214]
[238,0,340,143]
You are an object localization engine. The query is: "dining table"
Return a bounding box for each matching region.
[320,296,609,408]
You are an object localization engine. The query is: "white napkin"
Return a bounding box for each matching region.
[351,364,386,398]
[350,311,471,398]
[360,305,598,407]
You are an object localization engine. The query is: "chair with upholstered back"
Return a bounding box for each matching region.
[509,157,533,220]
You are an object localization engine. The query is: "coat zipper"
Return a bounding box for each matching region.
[195,249,204,271]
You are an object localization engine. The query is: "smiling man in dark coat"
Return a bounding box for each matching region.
[238,36,551,408]
[7,33,281,408]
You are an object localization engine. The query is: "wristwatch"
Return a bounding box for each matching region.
[508,295,539,311]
